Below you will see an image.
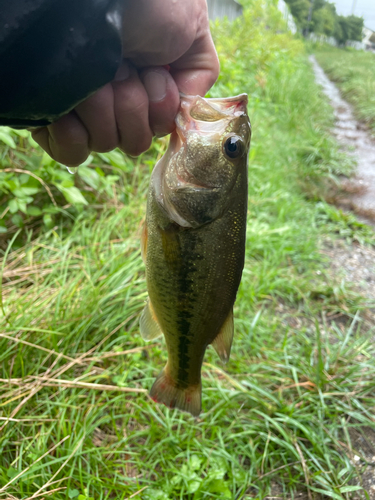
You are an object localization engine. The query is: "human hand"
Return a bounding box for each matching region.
[32,0,219,167]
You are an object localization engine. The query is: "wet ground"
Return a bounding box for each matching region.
[310,55,375,226]
[322,238,375,303]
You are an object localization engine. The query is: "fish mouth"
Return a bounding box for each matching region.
[176,93,248,135]
[172,92,248,141]
[199,94,248,116]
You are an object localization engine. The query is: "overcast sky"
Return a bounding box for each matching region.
[331,0,375,31]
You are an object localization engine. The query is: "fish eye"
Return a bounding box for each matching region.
[223,135,244,160]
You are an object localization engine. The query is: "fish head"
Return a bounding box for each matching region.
[152,94,251,228]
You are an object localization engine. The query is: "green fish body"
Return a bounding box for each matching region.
[141,94,251,416]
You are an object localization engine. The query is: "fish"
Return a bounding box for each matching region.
[140,94,251,416]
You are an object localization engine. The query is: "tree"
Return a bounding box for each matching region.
[312,3,336,36]
[284,0,364,43]
[284,0,310,31]
[335,15,364,43]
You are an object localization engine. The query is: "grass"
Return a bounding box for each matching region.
[314,45,375,135]
[1,2,375,499]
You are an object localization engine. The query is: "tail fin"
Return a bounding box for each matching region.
[150,369,201,417]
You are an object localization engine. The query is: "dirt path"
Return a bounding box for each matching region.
[310,55,375,225]
[310,55,375,306]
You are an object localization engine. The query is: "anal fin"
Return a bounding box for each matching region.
[140,300,163,341]
[150,367,202,417]
[211,309,234,364]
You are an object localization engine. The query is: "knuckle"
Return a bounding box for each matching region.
[113,81,149,116]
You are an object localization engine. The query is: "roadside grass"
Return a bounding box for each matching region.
[1,2,375,500]
[314,45,375,135]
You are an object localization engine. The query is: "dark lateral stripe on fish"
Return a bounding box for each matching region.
[175,234,199,387]
[176,313,193,387]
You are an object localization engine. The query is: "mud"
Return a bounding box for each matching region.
[322,238,375,302]
[310,55,375,226]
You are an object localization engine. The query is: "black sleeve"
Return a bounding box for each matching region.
[0,0,124,128]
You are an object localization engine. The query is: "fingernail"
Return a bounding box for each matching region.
[143,71,167,102]
[114,62,130,81]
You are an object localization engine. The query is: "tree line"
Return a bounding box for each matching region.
[284,0,364,44]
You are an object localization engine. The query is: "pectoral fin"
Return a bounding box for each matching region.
[211,309,234,364]
[140,300,163,341]
[141,222,148,264]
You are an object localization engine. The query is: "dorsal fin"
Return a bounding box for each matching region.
[140,300,163,341]
[211,309,234,364]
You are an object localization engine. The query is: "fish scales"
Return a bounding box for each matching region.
[140,94,251,416]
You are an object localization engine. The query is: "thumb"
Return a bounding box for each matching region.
[170,29,220,96]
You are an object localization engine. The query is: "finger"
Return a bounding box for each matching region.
[32,112,90,167]
[75,83,119,152]
[31,127,52,157]
[170,8,219,96]
[170,35,219,96]
[140,67,180,136]
[112,66,153,156]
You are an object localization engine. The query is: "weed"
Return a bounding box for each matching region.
[315,46,375,135]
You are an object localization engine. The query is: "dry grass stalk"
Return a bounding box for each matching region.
[126,486,148,499]
[25,486,67,499]
[86,344,153,361]
[37,377,147,393]
[26,438,84,499]
[0,383,43,432]
[0,436,70,492]
[2,260,61,278]
[0,417,56,422]
[0,376,146,394]
[257,461,303,480]
[0,333,83,364]
[0,353,64,428]
[294,441,312,500]
[2,168,57,207]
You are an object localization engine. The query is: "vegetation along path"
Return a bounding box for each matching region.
[310,55,375,224]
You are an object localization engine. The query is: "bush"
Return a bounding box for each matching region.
[0,127,161,242]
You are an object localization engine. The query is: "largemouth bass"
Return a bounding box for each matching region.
[140,94,251,416]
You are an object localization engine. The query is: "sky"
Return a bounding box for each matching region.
[331,0,375,31]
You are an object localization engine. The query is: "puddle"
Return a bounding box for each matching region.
[310,55,375,226]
